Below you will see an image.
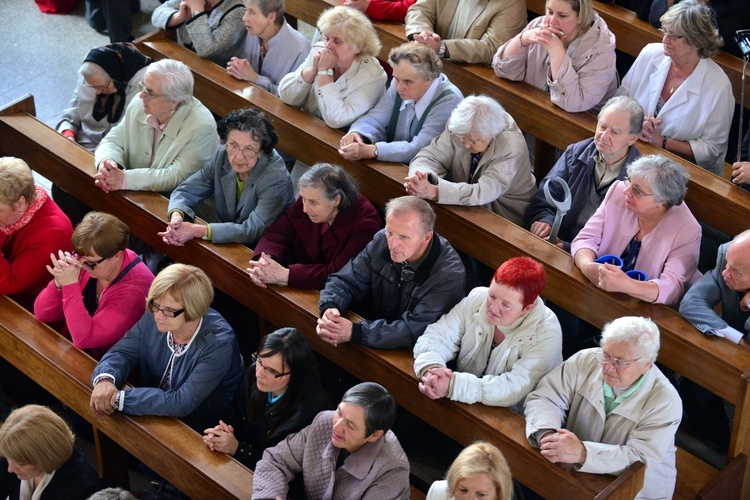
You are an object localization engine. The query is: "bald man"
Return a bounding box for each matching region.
[678,230,750,450]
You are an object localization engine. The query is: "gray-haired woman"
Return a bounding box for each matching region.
[162,107,294,246]
[249,163,381,289]
[94,58,219,194]
[617,0,733,174]
[405,95,535,225]
[572,155,701,306]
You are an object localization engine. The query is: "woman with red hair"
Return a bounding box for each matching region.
[413,257,562,410]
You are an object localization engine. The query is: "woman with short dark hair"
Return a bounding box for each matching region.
[162,106,294,246]
[248,162,381,289]
[35,211,154,360]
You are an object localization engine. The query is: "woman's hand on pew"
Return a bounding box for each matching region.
[90,379,118,416]
[247,252,289,287]
[227,57,259,83]
[338,134,376,161]
[94,159,125,193]
[418,367,452,400]
[158,213,207,246]
[203,420,239,455]
[45,250,82,287]
[317,308,353,346]
[404,171,438,201]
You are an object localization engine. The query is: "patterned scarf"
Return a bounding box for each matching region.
[1,186,48,236]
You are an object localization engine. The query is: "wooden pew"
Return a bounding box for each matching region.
[281,0,750,244]
[0,97,646,499]
[528,0,748,107]
[0,295,251,498]
[128,36,750,494]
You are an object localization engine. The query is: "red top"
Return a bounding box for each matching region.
[365,0,417,22]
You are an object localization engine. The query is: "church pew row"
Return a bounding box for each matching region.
[129,36,750,495]
[0,96,645,499]
[280,0,750,243]
[528,0,747,107]
[0,293,252,498]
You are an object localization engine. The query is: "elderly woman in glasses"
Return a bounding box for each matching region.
[161,107,294,246]
[34,212,154,360]
[90,263,243,431]
[524,316,682,500]
[203,327,327,469]
[405,95,535,226]
[572,155,701,307]
[616,0,733,174]
[93,58,218,194]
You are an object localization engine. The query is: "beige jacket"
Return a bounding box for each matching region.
[405,0,526,64]
[524,348,682,500]
[408,115,535,226]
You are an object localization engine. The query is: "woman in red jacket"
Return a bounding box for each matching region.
[248,162,381,290]
[0,157,73,311]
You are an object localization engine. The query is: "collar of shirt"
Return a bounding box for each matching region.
[603,371,647,414]
[399,76,441,121]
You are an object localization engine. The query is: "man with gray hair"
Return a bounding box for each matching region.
[318,195,465,349]
[677,229,750,450]
[524,316,682,500]
[526,95,643,251]
[252,382,410,500]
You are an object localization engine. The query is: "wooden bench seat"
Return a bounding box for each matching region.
[0,96,648,499]
[281,0,750,242]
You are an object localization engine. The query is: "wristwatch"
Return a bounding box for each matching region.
[317,68,334,76]
[192,10,204,17]
[437,41,447,58]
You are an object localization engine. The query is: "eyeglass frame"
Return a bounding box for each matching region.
[83,79,113,92]
[81,256,108,270]
[252,352,291,378]
[138,81,165,99]
[658,28,685,41]
[596,348,643,371]
[148,299,186,318]
[623,176,655,199]
[225,141,261,161]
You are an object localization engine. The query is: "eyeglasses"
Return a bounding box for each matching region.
[149,299,185,318]
[596,348,642,371]
[252,352,290,378]
[138,81,164,99]
[81,256,107,270]
[658,28,685,41]
[83,80,112,92]
[226,142,261,160]
[623,177,654,199]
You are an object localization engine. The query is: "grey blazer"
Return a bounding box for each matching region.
[679,242,750,341]
[168,148,294,245]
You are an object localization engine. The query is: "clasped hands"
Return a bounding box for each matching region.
[226,57,259,83]
[418,366,452,400]
[339,132,376,161]
[539,429,587,465]
[521,25,567,53]
[158,212,206,246]
[94,158,125,193]
[46,250,82,287]
[403,171,438,200]
[316,308,353,346]
[302,49,336,84]
[203,420,239,454]
[246,252,289,288]
[638,116,664,146]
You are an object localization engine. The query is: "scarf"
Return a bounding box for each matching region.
[84,42,152,123]
[1,186,48,236]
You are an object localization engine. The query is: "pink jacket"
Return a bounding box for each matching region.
[571,181,701,306]
[34,249,154,359]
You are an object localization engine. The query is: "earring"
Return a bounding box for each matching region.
[19,211,24,215]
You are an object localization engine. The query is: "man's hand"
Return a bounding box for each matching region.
[539,429,586,464]
[412,31,442,52]
[316,308,353,346]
